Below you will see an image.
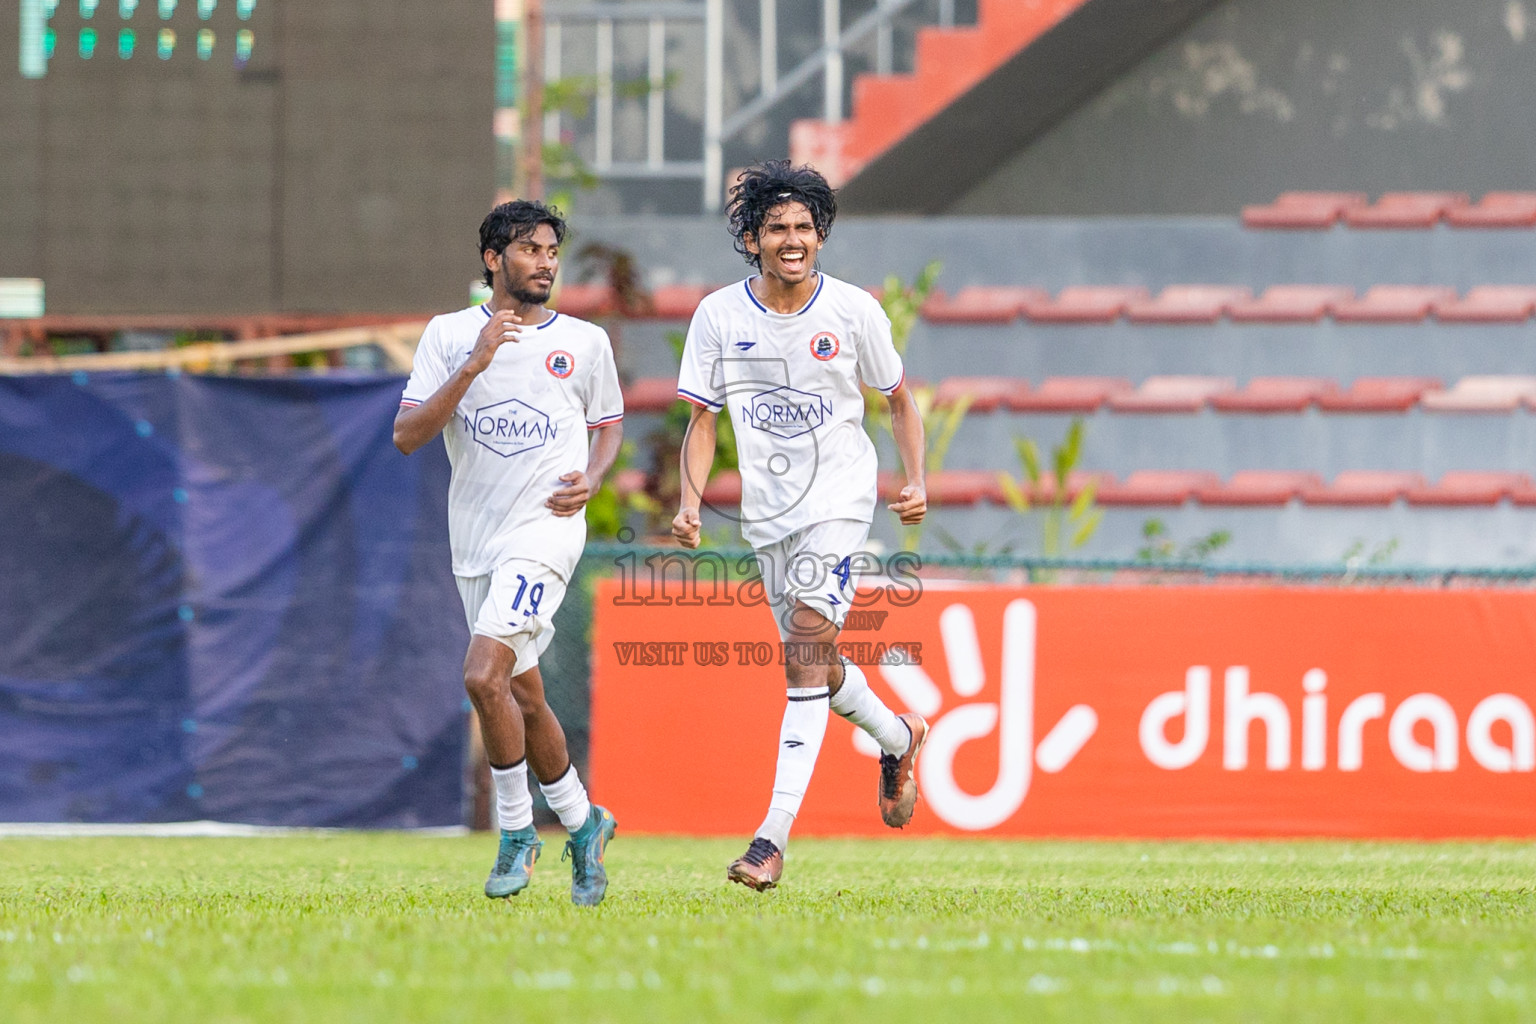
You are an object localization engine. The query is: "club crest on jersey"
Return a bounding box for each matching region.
[546,350,575,378]
[809,332,840,361]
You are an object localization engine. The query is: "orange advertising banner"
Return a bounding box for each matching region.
[590,576,1536,837]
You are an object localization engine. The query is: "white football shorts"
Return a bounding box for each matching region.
[752,518,872,640]
[456,559,568,676]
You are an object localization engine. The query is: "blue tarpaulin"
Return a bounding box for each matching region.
[0,374,466,826]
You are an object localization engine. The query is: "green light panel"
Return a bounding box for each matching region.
[119,0,138,18]
[158,0,175,18]
[235,0,254,19]
[80,0,98,19]
[157,26,174,58]
[118,27,134,57]
[235,27,253,63]
[79,26,97,58]
[197,0,215,19]
[196,27,213,59]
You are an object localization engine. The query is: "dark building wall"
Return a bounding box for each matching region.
[0,1,491,314]
[950,0,1533,215]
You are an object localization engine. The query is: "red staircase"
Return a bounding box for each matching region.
[791,0,1088,186]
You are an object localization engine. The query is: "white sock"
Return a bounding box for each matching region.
[755,686,830,850]
[830,659,911,756]
[490,759,534,832]
[539,763,593,832]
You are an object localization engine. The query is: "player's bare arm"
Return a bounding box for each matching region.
[547,421,624,516]
[671,403,718,548]
[885,382,927,525]
[392,310,525,455]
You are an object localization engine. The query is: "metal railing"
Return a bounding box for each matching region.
[546,0,949,210]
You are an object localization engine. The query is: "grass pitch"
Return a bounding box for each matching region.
[1,834,1534,1023]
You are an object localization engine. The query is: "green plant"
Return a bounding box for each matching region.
[585,440,659,539]
[635,330,739,537]
[1341,537,1398,568]
[878,260,943,358]
[1137,519,1233,563]
[996,419,1104,568]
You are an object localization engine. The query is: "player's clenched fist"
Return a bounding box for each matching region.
[671,507,702,548]
[888,482,927,525]
[464,309,524,376]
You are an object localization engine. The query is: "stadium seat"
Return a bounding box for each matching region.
[624,377,680,412]
[649,284,714,319]
[553,283,615,318]
[1303,470,1427,506]
[1124,285,1252,324]
[1031,470,1116,504]
[934,376,1026,412]
[1008,376,1132,412]
[1023,286,1148,322]
[1330,286,1457,322]
[1432,286,1536,323]
[1097,470,1221,506]
[1420,376,1536,412]
[1227,285,1355,323]
[1198,471,1324,506]
[924,470,998,506]
[1407,471,1536,506]
[1107,376,1235,413]
[1240,191,1368,229]
[611,467,648,496]
[1342,192,1469,228]
[1210,377,1339,412]
[1315,377,1440,412]
[1442,192,1536,228]
[702,470,743,505]
[921,286,1046,324]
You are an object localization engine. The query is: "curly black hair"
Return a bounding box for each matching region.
[479,200,568,287]
[725,160,837,268]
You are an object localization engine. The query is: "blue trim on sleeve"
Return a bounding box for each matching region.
[678,387,724,410]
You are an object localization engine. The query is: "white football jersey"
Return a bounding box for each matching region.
[402,304,623,579]
[677,273,904,547]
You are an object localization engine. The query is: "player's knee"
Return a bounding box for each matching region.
[462,663,502,706]
[783,658,830,690]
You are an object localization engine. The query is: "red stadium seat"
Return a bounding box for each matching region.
[1420,376,1536,412]
[1304,471,1427,506]
[1098,470,1221,506]
[1342,192,1469,228]
[934,376,1025,412]
[1210,377,1339,412]
[924,470,997,506]
[611,467,648,496]
[1241,192,1368,229]
[1443,192,1536,228]
[1125,286,1252,324]
[921,286,1046,324]
[1331,286,1457,323]
[1024,286,1148,323]
[702,470,743,505]
[1108,376,1235,413]
[1407,472,1536,506]
[1432,286,1536,323]
[1315,377,1440,412]
[1198,471,1324,506]
[1031,471,1116,504]
[650,284,714,319]
[1008,376,1132,412]
[1227,285,1355,323]
[624,377,680,412]
[553,283,615,318]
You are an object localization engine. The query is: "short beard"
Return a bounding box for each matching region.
[510,281,552,305]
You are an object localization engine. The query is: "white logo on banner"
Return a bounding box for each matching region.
[853,599,1098,830]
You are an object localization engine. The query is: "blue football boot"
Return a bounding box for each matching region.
[484,825,543,899]
[562,805,617,906]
